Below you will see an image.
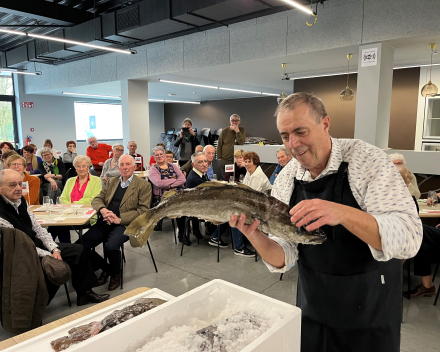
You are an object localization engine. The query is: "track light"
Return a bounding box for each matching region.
[281,0,314,15]
[0,69,41,75]
[159,79,218,89]
[149,99,201,104]
[0,28,26,36]
[218,87,262,94]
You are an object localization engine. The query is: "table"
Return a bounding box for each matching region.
[134,171,148,178]
[0,287,150,351]
[30,204,96,243]
[418,202,440,218]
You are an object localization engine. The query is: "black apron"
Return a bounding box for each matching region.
[290,162,402,352]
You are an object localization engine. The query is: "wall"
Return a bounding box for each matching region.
[148,102,164,153]
[164,68,420,150]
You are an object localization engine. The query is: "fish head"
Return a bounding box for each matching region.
[297,226,327,244]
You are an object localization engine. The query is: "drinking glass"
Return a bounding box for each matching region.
[43,196,50,212]
[212,174,217,181]
[428,191,438,208]
[239,175,244,183]
[55,197,62,212]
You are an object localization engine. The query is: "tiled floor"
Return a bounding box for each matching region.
[1,219,439,351]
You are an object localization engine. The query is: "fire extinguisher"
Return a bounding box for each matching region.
[25,135,32,146]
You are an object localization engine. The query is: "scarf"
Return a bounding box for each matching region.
[0,196,45,250]
[31,155,38,171]
[43,157,59,175]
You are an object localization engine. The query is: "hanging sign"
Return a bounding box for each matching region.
[361,48,378,67]
[134,156,142,164]
[56,150,62,157]
[22,181,29,193]
[225,164,235,173]
[21,102,34,108]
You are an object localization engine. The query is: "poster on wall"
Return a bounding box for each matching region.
[361,48,378,67]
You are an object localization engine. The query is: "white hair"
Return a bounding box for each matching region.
[128,141,137,147]
[230,114,240,121]
[118,154,135,166]
[87,136,97,143]
[41,147,53,156]
[203,145,215,152]
[388,153,405,164]
[152,146,165,155]
[276,146,290,156]
[191,152,205,163]
[112,143,124,150]
[73,155,92,168]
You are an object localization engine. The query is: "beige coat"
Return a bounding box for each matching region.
[92,175,151,226]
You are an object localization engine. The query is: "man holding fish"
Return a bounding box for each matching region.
[229,92,422,352]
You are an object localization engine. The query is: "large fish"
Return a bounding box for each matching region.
[125,181,326,248]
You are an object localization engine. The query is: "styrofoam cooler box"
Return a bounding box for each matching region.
[76,280,300,351]
[3,288,175,352]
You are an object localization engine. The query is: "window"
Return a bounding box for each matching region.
[74,102,123,141]
[0,73,17,145]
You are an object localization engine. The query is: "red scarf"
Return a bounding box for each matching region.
[70,175,90,202]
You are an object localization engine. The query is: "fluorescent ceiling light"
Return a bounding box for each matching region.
[281,0,314,15]
[62,92,120,99]
[28,33,134,55]
[164,100,200,104]
[0,28,26,36]
[159,79,218,89]
[0,69,41,75]
[261,92,280,96]
[219,87,262,94]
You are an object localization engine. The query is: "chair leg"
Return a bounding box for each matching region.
[171,219,177,244]
[432,263,439,282]
[64,283,71,307]
[120,245,124,290]
[217,234,220,263]
[147,240,158,273]
[280,273,284,281]
[434,287,440,306]
[406,259,411,300]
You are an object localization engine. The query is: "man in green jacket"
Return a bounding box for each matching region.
[216,114,246,170]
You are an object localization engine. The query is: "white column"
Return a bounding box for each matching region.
[354,42,394,149]
[120,79,150,160]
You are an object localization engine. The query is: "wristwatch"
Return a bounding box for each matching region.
[52,248,61,254]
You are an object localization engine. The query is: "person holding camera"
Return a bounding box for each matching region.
[174,118,200,167]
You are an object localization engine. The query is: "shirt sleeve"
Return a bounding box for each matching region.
[27,206,58,256]
[349,145,423,261]
[236,127,246,145]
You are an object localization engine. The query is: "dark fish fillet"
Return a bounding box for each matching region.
[125,181,327,248]
[50,322,101,352]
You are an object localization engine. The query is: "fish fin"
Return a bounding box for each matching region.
[195,181,254,191]
[161,189,178,201]
[204,219,224,225]
[125,211,158,248]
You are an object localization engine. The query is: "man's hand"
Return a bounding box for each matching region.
[44,173,53,180]
[290,199,347,232]
[180,129,183,138]
[52,252,62,260]
[102,175,108,184]
[49,179,58,191]
[189,127,195,136]
[183,171,187,177]
[99,162,104,166]
[229,213,262,239]
[230,125,240,133]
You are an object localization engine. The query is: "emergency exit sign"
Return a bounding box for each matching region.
[21,102,34,108]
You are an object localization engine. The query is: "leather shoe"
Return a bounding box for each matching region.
[108,274,121,291]
[97,271,110,286]
[410,284,435,299]
[77,290,110,306]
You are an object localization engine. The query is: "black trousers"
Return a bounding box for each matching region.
[43,243,99,304]
[414,224,440,276]
[80,220,128,275]
[47,226,71,243]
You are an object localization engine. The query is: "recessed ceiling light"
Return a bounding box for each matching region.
[159,79,218,89]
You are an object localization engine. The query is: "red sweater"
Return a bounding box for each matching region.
[87,143,112,169]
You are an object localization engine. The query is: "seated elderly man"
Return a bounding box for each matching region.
[0,169,109,306]
[389,153,420,199]
[81,155,151,291]
[86,136,112,176]
[127,140,144,172]
[181,145,204,176]
[204,145,223,181]
[270,147,292,185]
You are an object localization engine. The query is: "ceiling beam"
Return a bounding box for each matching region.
[0,0,94,25]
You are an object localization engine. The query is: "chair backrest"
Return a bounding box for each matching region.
[62,168,72,187]
[200,128,214,146]
[157,132,167,145]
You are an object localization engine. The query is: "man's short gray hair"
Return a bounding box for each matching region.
[275,92,327,124]
[230,114,240,121]
[73,155,92,168]
[112,143,124,150]
[41,147,53,156]
[118,154,135,166]
[0,169,20,185]
[203,145,215,152]
[128,140,137,146]
[276,146,290,156]
[152,146,165,155]
[87,136,97,143]
[191,152,205,163]
[182,118,193,126]
[388,153,405,164]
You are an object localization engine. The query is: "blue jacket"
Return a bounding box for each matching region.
[270,164,283,185]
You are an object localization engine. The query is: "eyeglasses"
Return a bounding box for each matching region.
[76,165,89,169]
[10,163,23,167]
[154,154,164,157]
[231,119,240,122]
[114,148,124,152]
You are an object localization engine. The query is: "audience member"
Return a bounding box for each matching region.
[149,143,166,166]
[63,141,77,164]
[204,145,223,180]
[38,147,66,201]
[127,141,144,171]
[7,155,40,205]
[149,146,187,242]
[396,165,439,299]
[81,155,151,291]
[1,150,18,171]
[28,143,38,154]
[0,141,13,156]
[181,145,203,176]
[101,143,124,187]
[23,145,42,174]
[175,118,200,166]
[86,136,112,175]
[217,114,246,170]
[36,139,60,159]
[224,149,247,182]
[165,150,175,164]
[389,153,421,199]
[0,169,110,306]
[49,156,102,243]
[270,147,292,185]
[243,151,271,192]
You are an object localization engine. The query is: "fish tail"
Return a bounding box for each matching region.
[125,209,161,248]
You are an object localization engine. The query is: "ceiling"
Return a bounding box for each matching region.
[34,33,440,103]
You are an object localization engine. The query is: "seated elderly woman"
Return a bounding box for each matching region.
[224,149,247,182]
[389,153,420,199]
[48,155,102,243]
[7,154,40,205]
[38,147,66,201]
[1,150,18,171]
[243,151,271,192]
[63,140,77,165]
[101,143,124,187]
[22,145,42,175]
[1,142,15,171]
[36,139,60,159]
[149,146,187,238]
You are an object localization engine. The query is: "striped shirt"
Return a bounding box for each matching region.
[264,137,423,273]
